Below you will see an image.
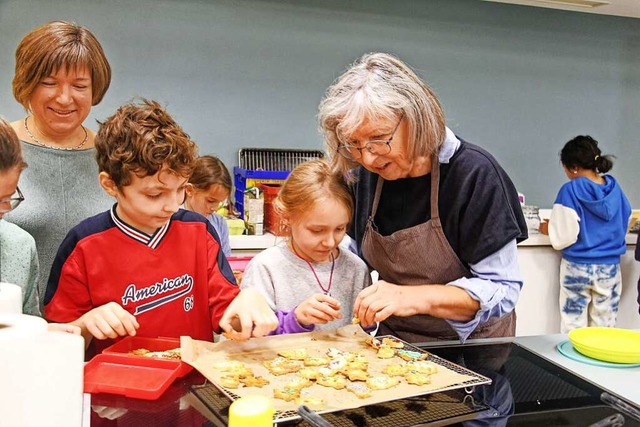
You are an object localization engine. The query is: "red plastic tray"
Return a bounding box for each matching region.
[84,353,181,400]
[227,256,253,271]
[102,336,192,377]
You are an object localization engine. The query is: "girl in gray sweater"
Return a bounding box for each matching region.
[240,159,371,334]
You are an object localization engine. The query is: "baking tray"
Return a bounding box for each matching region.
[182,328,491,423]
[84,353,181,400]
[102,336,192,377]
[191,381,492,426]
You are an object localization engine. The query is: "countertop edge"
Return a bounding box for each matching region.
[230,232,638,250]
[518,233,637,247]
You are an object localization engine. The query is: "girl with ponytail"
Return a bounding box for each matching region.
[549,135,631,332]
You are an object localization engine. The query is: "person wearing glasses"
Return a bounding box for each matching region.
[5,22,113,310]
[183,155,233,257]
[0,118,40,316]
[318,53,527,343]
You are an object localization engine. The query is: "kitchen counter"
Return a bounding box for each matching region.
[229,232,351,255]
[231,232,640,336]
[229,232,281,255]
[231,232,638,248]
[517,211,639,336]
[516,235,639,335]
[519,232,638,246]
[514,333,640,406]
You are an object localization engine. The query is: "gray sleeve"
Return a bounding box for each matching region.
[240,246,325,314]
[23,241,42,317]
[240,250,278,311]
[0,223,42,317]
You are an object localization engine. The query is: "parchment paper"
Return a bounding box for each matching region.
[181,325,487,417]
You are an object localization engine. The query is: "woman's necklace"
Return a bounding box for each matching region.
[291,243,335,295]
[24,116,88,150]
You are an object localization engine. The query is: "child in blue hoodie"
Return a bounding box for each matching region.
[549,135,631,332]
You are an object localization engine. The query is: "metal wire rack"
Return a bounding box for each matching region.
[238,148,325,171]
[192,336,491,424]
[191,383,491,426]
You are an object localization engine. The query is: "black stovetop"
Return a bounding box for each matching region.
[427,342,640,426]
[195,341,640,427]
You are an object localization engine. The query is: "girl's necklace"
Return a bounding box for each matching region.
[291,243,335,295]
[24,116,88,150]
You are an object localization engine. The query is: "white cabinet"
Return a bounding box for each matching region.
[516,234,640,336]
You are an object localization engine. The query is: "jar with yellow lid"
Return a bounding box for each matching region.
[228,395,274,426]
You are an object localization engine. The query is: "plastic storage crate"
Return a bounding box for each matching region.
[260,183,284,235]
[234,168,289,218]
[233,148,324,218]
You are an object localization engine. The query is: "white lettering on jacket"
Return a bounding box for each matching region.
[122,274,194,315]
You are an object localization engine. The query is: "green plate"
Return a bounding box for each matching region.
[557,341,640,368]
[568,327,640,364]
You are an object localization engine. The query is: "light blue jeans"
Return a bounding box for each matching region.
[559,259,621,333]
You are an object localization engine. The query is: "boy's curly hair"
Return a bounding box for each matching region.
[0,118,27,172]
[95,99,197,188]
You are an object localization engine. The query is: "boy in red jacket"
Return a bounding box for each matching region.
[44,100,276,355]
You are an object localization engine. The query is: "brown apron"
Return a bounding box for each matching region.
[361,155,515,343]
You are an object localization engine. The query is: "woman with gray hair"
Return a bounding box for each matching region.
[319,52,527,343]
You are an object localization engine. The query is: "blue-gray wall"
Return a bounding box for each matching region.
[1,0,638,207]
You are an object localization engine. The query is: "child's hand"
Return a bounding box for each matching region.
[294,294,343,327]
[219,289,278,341]
[74,302,139,342]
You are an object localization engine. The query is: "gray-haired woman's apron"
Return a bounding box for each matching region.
[361,155,515,343]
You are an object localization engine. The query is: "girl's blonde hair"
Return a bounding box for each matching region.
[273,159,353,235]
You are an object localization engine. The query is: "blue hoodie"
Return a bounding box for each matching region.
[549,175,631,264]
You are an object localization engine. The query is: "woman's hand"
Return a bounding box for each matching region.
[353,280,421,327]
[219,289,278,341]
[294,294,342,327]
[354,280,481,326]
[73,302,139,344]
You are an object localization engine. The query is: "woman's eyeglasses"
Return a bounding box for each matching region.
[336,113,404,161]
[0,187,24,213]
